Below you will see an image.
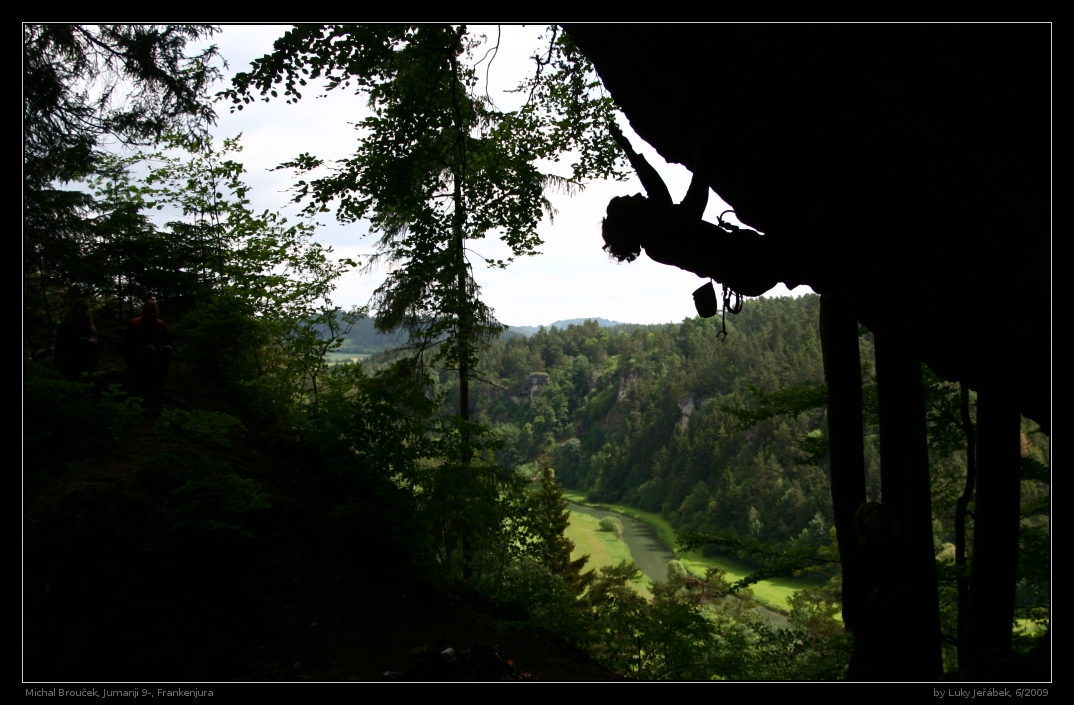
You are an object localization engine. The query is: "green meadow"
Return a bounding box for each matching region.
[562,489,823,614]
[565,510,653,599]
[325,352,371,365]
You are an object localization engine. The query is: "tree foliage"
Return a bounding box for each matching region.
[24,24,220,188]
[24,24,222,356]
[222,25,625,422]
[216,24,628,575]
[468,295,1047,674]
[24,25,1047,680]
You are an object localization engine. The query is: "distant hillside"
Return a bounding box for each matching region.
[331,314,646,351]
[504,318,633,338]
[549,317,627,329]
[331,316,406,354]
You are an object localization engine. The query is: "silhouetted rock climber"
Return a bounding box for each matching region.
[601,125,806,299]
[54,299,99,379]
[843,501,932,681]
[119,299,173,395]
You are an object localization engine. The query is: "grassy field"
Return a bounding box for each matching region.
[1014,619,1047,637]
[562,489,820,614]
[565,510,653,599]
[325,352,371,365]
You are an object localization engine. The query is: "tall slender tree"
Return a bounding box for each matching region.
[225,24,624,573]
[228,26,621,418]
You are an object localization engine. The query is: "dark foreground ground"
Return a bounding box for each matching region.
[23,343,620,683]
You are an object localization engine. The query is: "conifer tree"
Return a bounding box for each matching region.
[224,24,624,575]
[24,25,221,354]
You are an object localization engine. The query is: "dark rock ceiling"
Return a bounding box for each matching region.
[566,24,1051,433]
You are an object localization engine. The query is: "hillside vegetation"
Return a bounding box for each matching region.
[24,24,1047,681]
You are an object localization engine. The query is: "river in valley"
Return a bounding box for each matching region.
[568,503,790,629]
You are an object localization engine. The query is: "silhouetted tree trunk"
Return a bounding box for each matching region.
[955,383,977,669]
[450,52,474,581]
[874,330,943,679]
[819,294,866,565]
[454,177,471,431]
[966,381,1021,664]
[454,174,474,583]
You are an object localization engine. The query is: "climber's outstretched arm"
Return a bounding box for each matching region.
[609,124,673,207]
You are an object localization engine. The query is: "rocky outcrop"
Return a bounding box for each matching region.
[565,24,1050,434]
[565,25,1049,670]
[617,372,640,402]
[509,372,550,406]
[677,393,707,430]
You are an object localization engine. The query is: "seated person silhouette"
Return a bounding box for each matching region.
[54,299,99,379]
[119,298,173,394]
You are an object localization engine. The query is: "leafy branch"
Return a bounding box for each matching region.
[677,528,838,593]
[721,381,827,432]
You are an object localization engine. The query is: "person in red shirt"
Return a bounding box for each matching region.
[119,299,173,393]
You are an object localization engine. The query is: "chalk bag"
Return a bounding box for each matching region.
[693,282,718,318]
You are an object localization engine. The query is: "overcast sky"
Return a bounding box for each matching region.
[188,25,812,327]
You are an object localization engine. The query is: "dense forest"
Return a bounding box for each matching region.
[467,304,1049,556]
[478,300,848,539]
[24,24,1049,682]
[430,302,1050,670]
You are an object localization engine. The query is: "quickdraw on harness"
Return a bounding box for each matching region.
[714,210,743,341]
[716,282,742,342]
